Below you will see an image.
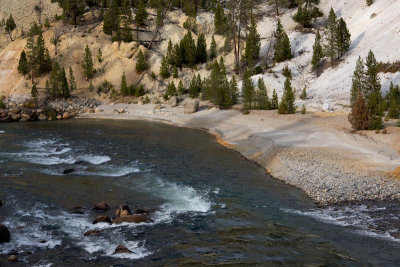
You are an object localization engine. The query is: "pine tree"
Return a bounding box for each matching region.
[178,80,186,95]
[5,14,16,41]
[325,7,337,63]
[366,0,373,6]
[103,2,120,36]
[166,39,174,65]
[350,57,365,106]
[120,72,128,96]
[271,89,279,109]
[210,35,217,60]
[311,30,323,68]
[167,81,177,96]
[173,65,179,78]
[136,49,147,72]
[68,67,76,92]
[257,78,270,110]
[173,43,184,68]
[97,48,103,63]
[335,18,351,58]
[135,0,148,26]
[189,75,200,98]
[60,67,70,98]
[195,33,207,64]
[18,50,30,75]
[348,89,369,130]
[387,82,400,119]
[82,45,94,79]
[242,68,254,110]
[244,17,261,67]
[182,31,197,67]
[31,84,38,100]
[160,56,170,78]
[278,76,296,114]
[120,0,133,42]
[203,59,233,108]
[274,20,292,63]
[300,87,307,100]
[214,2,226,34]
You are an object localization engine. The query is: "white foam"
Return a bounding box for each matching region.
[76,155,111,165]
[79,165,139,177]
[0,130,4,133]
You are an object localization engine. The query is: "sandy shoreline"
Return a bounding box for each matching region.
[78,103,400,205]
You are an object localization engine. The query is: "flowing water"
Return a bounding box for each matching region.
[0,119,400,266]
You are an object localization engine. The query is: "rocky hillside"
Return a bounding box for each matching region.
[0,0,399,111]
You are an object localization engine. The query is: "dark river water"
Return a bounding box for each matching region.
[0,119,400,266]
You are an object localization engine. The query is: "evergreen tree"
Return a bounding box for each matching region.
[195,33,208,64]
[325,7,337,62]
[166,39,174,65]
[97,48,103,63]
[60,67,70,98]
[173,65,179,78]
[135,0,148,26]
[271,89,279,109]
[256,78,270,110]
[210,35,217,60]
[18,50,30,75]
[178,80,186,95]
[136,49,147,72]
[203,59,233,108]
[68,67,76,92]
[386,82,400,119]
[167,81,177,96]
[103,2,120,36]
[274,20,292,62]
[120,0,133,42]
[335,18,351,58]
[160,56,170,78]
[348,89,369,130]
[229,75,238,106]
[214,2,226,34]
[242,68,254,110]
[350,57,365,106]
[120,72,128,96]
[5,14,16,41]
[278,76,296,114]
[182,31,197,67]
[366,0,373,6]
[82,45,94,79]
[31,84,38,100]
[244,17,261,67]
[189,75,201,98]
[172,43,183,68]
[300,87,307,100]
[311,30,323,68]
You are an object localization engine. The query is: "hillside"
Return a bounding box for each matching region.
[0,0,399,111]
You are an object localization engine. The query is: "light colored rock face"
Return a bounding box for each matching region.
[38,113,47,121]
[184,100,199,114]
[169,96,179,107]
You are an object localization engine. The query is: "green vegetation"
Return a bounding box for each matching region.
[278,76,296,114]
[5,14,16,41]
[135,49,147,73]
[82,45,94,79]
[274,20,292,63]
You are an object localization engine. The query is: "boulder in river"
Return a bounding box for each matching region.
[71,206,84,214]
[112,214,152,224]
[63,168,75,175]
[38,113,47,121]
[84,230,101,236]
[0,200,2,207]
[8,255,17,262]
[0,224,10,243]
[115,205,132,218]
[93,215,112,224]
[93,202,110,211]
[114,245,133,254]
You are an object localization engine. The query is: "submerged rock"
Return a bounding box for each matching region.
[93,215,112,224]
[8,255,17,262]
[93,202,110,211]
[112,214,152,224]
[0,200,2,207]
[71,206,84,214]
[0,224,10,243]
[115,205,132,218]
[63,168,75,174]
[114,245,133,254]
[84,230,101,236]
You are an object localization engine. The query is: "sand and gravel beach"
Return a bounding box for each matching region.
[79,102,400,205]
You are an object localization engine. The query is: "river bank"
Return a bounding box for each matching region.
[78,102,400,205]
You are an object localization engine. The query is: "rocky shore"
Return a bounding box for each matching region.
[0,97,100,122]
[79,102,400,205]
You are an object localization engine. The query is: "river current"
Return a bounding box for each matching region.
[0,119,400,266]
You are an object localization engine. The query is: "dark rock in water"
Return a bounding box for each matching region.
[71,206,84,214]
[93,215,111,224]
[8,255,17,262]
[74,160,85,165]
[114,245,133,254]
[0,199,2,207]
[0,224,11,243]
[134,208,149,215]
[39,240,47,244]
[84,230,101,236]
[115,205,132,218]
[63,168,75,174]
[93,202,110,211]
[112,214,152,224]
